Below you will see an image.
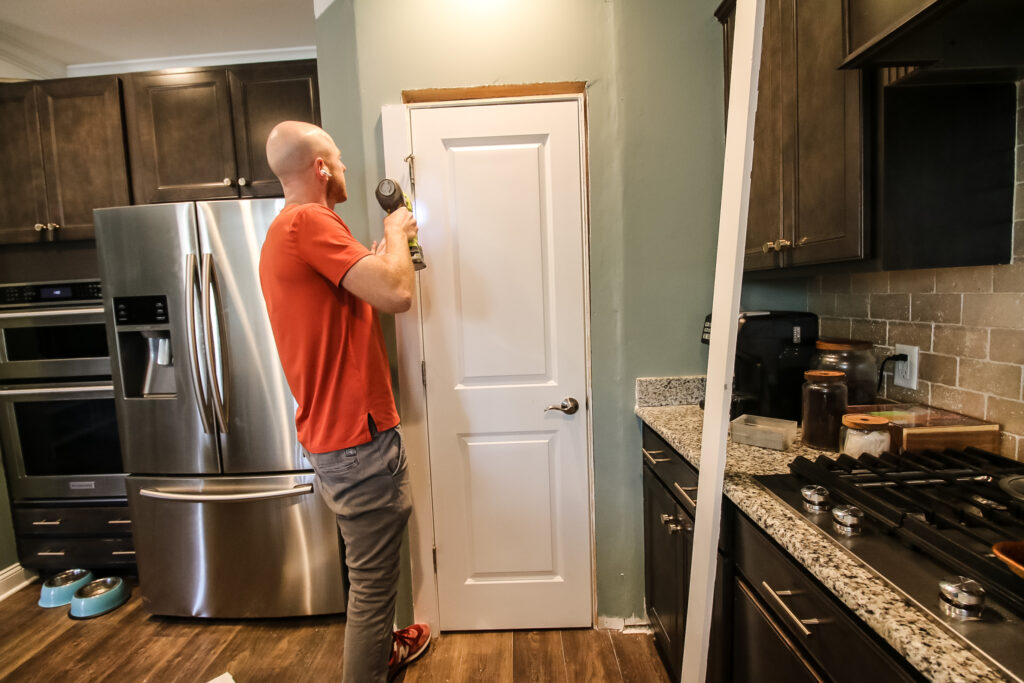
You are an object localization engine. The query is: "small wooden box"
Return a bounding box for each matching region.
[846,404,1000,454]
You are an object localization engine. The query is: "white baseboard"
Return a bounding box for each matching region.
[0,563,37,602]
[596,615,652,633]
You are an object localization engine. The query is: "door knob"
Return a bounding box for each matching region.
[222,178,232,186]
[545,397,579,415]
[238,177,247,187]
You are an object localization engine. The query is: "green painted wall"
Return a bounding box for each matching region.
[314,0,726,622]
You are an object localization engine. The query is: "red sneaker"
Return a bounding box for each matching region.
[388,623,431,680]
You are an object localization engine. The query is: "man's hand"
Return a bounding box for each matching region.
[340,208,417,313]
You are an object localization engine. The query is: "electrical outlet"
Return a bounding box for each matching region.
[893,343,919,390]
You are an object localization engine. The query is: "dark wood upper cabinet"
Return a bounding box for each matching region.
[0,76,128,244]
[125,69,239,203]
[717,0,865,271]
[228,61,321,199]
[126,59,319,203]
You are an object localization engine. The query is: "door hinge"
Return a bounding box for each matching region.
[432,545,437,573]
[421,360,427,388]
[404,153,416,189]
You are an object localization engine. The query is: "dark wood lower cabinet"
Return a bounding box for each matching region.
[733,577,824,683]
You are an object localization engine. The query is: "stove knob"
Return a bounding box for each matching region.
[801,485,831,512]
[831,504,864,535]
[939,576,985,620]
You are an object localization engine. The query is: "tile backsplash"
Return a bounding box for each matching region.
[806,83,1024,461]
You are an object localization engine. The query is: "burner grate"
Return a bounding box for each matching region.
[791,448,1024,617]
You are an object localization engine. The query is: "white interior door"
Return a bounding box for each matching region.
[410,99,592,630]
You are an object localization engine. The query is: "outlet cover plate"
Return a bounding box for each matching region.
[894,343,919,390]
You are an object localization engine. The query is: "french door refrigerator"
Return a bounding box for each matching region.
[94,200,345,618]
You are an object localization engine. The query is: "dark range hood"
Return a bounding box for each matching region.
[841,0,1024,84]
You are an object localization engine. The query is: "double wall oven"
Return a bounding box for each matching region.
[0,280,132,570]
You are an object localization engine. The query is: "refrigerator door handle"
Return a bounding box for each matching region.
[202,253,230,433]
[186,253,213,434]
[139,484,313,502]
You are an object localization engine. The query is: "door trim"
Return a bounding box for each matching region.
[382,93,595,632]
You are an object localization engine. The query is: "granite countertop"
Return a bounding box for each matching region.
[636,403,1007,683]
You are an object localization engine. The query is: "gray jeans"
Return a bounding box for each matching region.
[305,426,412,683]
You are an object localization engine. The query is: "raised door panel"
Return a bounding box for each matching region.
[644,468,684,678]
[743,0,786,270]
[126,70,238,203]
[788,0,864,266]
[228,60,320,198]
[36,76,130,241]
[0,84,49,244]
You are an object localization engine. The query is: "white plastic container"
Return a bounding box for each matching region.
[730,414,798,451]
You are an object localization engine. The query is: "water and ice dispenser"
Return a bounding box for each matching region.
[113,296,176,398]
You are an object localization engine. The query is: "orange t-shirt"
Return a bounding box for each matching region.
[259,203,400,453]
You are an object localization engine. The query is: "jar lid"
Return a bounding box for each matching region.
[842,414,889,429]
[816,338,873,351]
[804,369,846,382]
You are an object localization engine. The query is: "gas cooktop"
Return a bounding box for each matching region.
[756,447,1024,682]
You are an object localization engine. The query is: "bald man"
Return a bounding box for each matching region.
[259,121,429,682]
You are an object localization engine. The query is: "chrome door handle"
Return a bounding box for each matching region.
[762,581,816,637]
[111,550,136,556]
[186,253,213,434]
[544,397,579,415]
[140,484,313,502]
[37,551,66,557]
[106,519,132,525]
[643,448,670,465]
[202,254,229,433]
[31,520,62,526]
[673,482,698,509]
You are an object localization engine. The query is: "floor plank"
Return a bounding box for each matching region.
[562,629,622,682]
[608,630,672,683]
[512,630,568,683]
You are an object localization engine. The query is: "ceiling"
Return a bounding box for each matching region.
[0,0,317,78]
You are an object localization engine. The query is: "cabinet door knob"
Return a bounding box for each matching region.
[762,241,774,254]
[775,239,791,251]
[34,223,46,231]
[238,177,247,187]
[47,223,60,231]
[222,177,232,186]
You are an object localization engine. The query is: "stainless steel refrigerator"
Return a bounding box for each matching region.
[94,200,345,618]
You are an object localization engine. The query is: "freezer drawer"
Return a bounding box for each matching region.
[127,473,345,618]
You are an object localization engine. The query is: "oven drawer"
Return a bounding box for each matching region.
[17,537,135,571]
[734,512,919,682]
[14,505,132,536]
[643,425,699,515]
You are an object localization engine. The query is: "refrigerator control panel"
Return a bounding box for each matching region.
[114,296,169,326]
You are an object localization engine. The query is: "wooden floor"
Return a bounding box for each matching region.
[0,580,670,682]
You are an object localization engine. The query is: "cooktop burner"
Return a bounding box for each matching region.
[756,447,1024,682]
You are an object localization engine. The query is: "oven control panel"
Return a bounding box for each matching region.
[0,280,102,308]
[113,296,169,326]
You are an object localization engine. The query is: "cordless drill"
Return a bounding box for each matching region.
[375,178,426,271]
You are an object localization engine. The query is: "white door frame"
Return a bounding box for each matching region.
[381,94,595,632]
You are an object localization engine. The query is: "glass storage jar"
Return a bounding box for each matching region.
[801,370,848,450]
[812,339,877,406]
[840,414,891,457]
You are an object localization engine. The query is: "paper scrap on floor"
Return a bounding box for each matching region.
[206,674,235,683]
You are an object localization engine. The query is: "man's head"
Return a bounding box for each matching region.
[266,121,347,205]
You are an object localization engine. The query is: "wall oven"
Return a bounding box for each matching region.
[0,281,124,500]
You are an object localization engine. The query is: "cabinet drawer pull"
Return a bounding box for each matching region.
[31,519,62,526]
[666,522,683,534]
[643,448,670,465]
[107,519,132,525]
[762,581,814,637]
[111,550,136,556]
[37,551,66,557]
[673,482,698,508]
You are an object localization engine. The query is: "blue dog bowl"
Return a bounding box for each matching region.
[38,569,94,608]
[69,577,129,619]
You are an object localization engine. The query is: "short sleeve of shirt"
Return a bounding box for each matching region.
[294,204,370,285]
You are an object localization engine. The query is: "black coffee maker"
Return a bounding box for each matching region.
[701,311,819,421]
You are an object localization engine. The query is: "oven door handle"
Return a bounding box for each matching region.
[202,254,229,434]
[0,385,113,397]
[0,306,105,320]
[140,484,313,502]
[186,253,213,435]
